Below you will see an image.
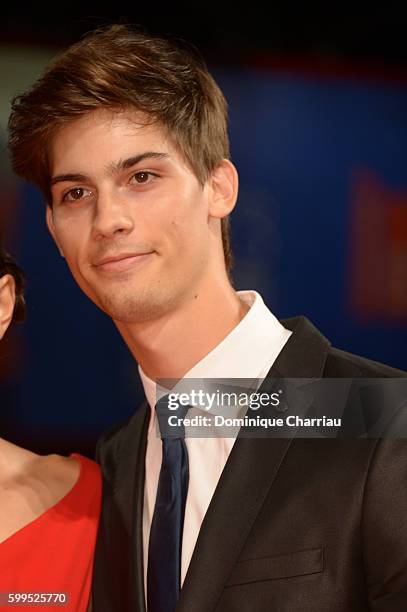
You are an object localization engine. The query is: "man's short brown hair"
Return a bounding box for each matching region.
[8,24,234,274]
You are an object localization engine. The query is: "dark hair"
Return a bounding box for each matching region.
[8,23,234,274]
[0,245,26,323]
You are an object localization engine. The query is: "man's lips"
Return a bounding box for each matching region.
[93,252,154,272]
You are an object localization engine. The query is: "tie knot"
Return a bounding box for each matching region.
[154,395,190,439]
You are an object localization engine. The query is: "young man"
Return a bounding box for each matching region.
[8,24,407,612]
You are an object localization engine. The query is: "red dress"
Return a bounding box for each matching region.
[0,453,101,611]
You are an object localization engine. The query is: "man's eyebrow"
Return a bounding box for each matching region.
[50,173,88,187]
[106,152,170,174]
[50,152,170,187]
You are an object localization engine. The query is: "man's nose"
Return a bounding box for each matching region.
[92,192,134,239]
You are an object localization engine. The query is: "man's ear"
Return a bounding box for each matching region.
[46,206,65,257]
[0,274,16,340]
[207,159,238,219]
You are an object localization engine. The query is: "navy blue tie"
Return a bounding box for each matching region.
[147,396,189,612]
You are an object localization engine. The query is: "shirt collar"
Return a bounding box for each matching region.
[139,290,290,411]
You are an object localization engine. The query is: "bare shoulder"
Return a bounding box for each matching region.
[29,452,81,500]
[0,438,80,496]
[0,439,81,543]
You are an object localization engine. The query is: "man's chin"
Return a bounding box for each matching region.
[95,292,172,324]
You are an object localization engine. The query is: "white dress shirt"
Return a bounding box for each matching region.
[139,290,292,596]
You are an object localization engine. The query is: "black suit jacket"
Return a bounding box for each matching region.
[92,316,407,611]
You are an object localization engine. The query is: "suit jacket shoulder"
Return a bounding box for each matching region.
[95,402,150,475]
[324,345,406,377]
[279,315,406,378]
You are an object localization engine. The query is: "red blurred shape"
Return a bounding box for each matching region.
[349,170,407,322]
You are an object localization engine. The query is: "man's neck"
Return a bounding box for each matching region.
[115,282,249,381]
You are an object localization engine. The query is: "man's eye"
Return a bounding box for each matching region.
[62,187,92,202]
[131,171,155,184]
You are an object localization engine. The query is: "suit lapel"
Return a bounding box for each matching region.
[177,434,293,611]
[271,316,331,378]
[114,401,150,611]
[93,400,149,611]
[177,316,331,611]
[131,403,150,612]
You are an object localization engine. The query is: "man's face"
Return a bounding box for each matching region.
[47,109,224,323]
